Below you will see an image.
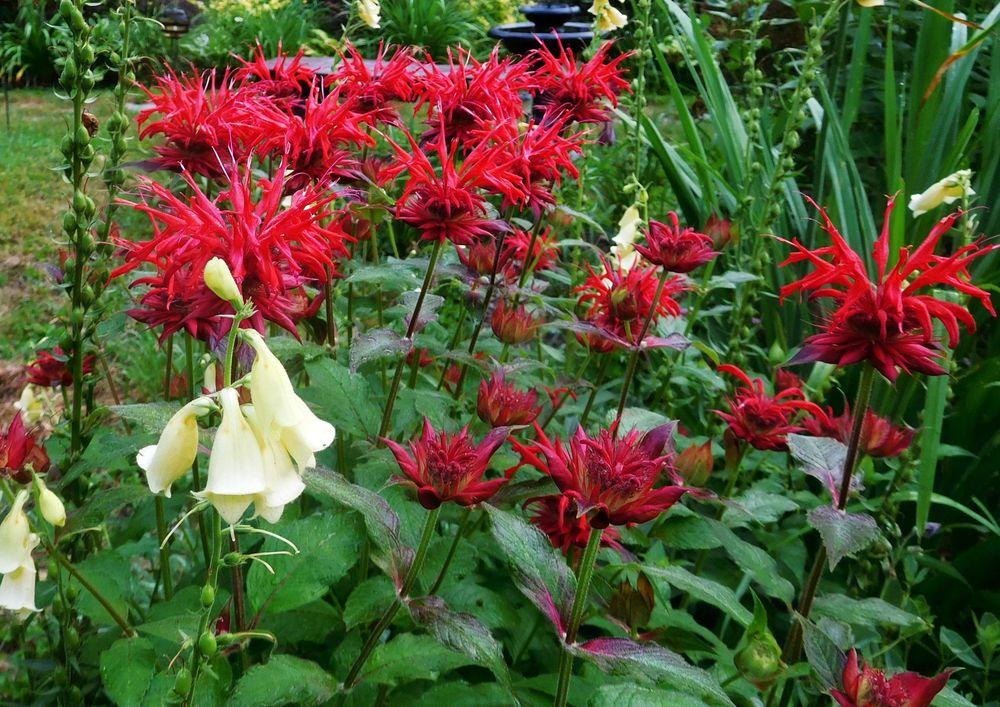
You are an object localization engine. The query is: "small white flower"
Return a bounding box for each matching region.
[196,388,267,525]
[611,204,644,272]
[137,397,214,497]
[244,407,305,524]
[908,169,975,217]
[0,561,39,615]
[358,0,380,28]
[14,386,47,426]
[0,492,34,575]
[856,0,885,7]
[590,0,627,31]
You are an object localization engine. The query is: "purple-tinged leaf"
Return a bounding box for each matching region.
[407,595,513,691]
[572,638,734,706]
[484,504,573,636]
[787,434,863,505]
[401,291,445,333]
[802,617,852,690]
[349,327,412,373]
[640,333,690,351]
[807,505,881,570]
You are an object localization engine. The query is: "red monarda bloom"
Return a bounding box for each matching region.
[714,365,822,451]
[525,494,622,555]
[514,422,688,528]
[491,121,584,218]
[415,47,530,146]
[779,197,996,382]
[491,301,542,345]
[0,413,50,484]
[26,347,95,387]
[831,649,952,707]
[635,212,718,273]
[328,43,416,126]
[501,227,560,279]
[477,373,541,427]
[235,42,317,107]
[704,213,734,250]
[393,131,518,246]
[774,368,806,393]
[576,258,685,350]
[114,162,350,341]
[384,419,511,509]
[803,406,915,459]
[531,42,631,126]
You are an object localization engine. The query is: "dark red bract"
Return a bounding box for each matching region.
[26,347,94,388]
[477,373,541,428]
[0,413,50,484]
[491,301,542,345]
[635,212,718,273]
[525,494,623,556]
[803,406,915,459]
[831,649,952,707]
[513,422,688,528]
[384,419,511,509]
[779,197,996,382]
[714,365,821,452]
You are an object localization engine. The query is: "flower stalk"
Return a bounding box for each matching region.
[615,268,670,422]
[553,526,603,707]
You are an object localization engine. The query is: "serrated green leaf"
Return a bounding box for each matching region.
[807,505,881,570]
[343,576,395,630]
[360,633,475,687]
[301,357,380,438]
[812,594,926,632]
[100,637,156,705]
[643,564,752,627]
[590,684,705,707]
[227,655,336,706]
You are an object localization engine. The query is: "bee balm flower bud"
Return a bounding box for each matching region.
[908,169,974,217]
[203,257,244,306]
[137,397,214,497]
[35,478,66,527]
[196,388,268,525]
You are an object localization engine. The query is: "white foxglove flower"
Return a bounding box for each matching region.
[358,0,380,28]
[908,169,975,217]
[0,559,39,615]
[36,478,66,527]
[611,204,644,273]
[203,257,244,306]
[856,0,884,7]
[244,407,305,524]
[14,386,46,426]
[0,492,33,574]
[196,388,267,525]
[243,329,335,471]
[137,397,214,497]
[590,0,627,31]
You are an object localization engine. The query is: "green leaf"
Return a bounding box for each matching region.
[301,357,380,438]
[66,483,150,531]
[343,576,395,630]
[723,489,799,527]
[708,520,794,602]
[349,327,410,373]
[408,595,513,691]
[247,510,363,615]
[572,638,734,706]
[360,633,475,687]
[590,684,706,707]
[227,655,336,707]
[652,512,721,551]
[611,408,673,435]
[801,618,850,690]
[940,626,984,668]
[346,261,420,290]
[100,637,156,706]
[807,506,881,570]
[917,367,950,534]
[110,402,180,434]
[643,565,752,627]
[412,680,513,706]
[812,595,926,632]
[67,550,134,627]
[258,600,339,645]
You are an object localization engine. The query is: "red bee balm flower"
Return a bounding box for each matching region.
[531,42,631,126]
[384,419,511,510]
[514,423,688,528]
[803,406,915,459]
[714,365,822,451]
[0,413,50,484]
[491,301,542,345]
[636,212,718,273]
[779,197,996,382]
[26,347,95,388]
[525,494,623,555]
[477,373,541,427]
[831,649,952,707]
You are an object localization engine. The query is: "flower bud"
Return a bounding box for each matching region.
[734,626,783,688]
[674,441,713,486]
[203,257,243,306]
[490,301,540,345]
[36,478,66,527]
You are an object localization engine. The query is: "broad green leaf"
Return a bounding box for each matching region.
[66,483,150,531]
[708,520,794,602]
[110,402,179,434]
[67,550,134,627]
[412,680,513,706]
[917,368,950,534]
[258,600,339,645]
[590,684,706,707]
[812,595,926,632]
[723,490,799,527]
[360,633,475,687]
[940,626,984,668]
[227,655,336,706]
[653,512,722,551]
[343,576,395,630]
[807,506,881,570]
[611,408,673,435]
[408,595,513,691]
[247,510,363,615]
[572,637,734,706]
[100,637,156,706]
[643,565,752,627]
[802,618,851,690]
[301,357,380,438]
[346,261,420,290]
[349,327,410,373]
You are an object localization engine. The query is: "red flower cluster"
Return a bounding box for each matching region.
[779,197,996,382]
[113,163,350,341]
[803,405,915,459]
[531,42,631,125]
[714,365,822,451]
[477,373,541,427]
[384,419,511,509]
[234,41,317,107]
[25,347,95,388]
[525,494,623,556]
[458,227,560,282]
[328,44,417,126]
[493,122,583,218]
[514,422,688,528]
[831,649,952,707]
[636,212,718,273]
[0,413,50,484]
[576,258,685,351]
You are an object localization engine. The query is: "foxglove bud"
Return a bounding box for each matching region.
[36,478,66,527]
[203,257,244,306]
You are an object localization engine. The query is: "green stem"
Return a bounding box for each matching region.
[428,508,473,595]
[185,511,222,706]
[615,269,669,423]
[154,497,173,601]
[186,335,211,568]
[53,545,135,636]
[553,527,603,707]
[378,238,444,439]
[579,356,610,429]
[342,507,441,691]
